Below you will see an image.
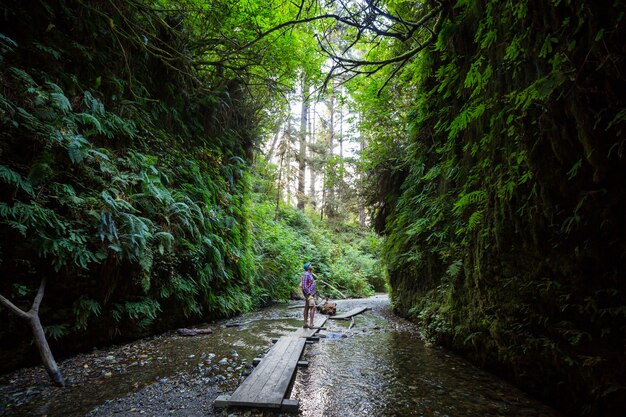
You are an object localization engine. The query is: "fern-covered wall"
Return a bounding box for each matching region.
[0,0,262,370]
[369,0,625,415]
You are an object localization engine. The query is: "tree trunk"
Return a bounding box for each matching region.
[297,74,309,210]
[0,277,65,387]
[325,90,335,217]
[275,141,285,220]
[285,118,293,205]
[265,118,283,161]
[338,96,344,205]
[309,103,317,210]
[359,115,366,227]
[29,312,64,386]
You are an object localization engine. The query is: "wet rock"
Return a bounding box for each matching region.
[218,358,228,365]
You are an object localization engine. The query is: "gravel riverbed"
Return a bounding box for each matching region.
[1,296,560,417]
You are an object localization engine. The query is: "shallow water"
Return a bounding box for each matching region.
[291,296,560,417]
[0,295,560,417]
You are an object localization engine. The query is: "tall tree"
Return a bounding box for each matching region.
[297,74,309,210]
[323,89,336,218]
[308,103,317,209]
[358,114,366,228]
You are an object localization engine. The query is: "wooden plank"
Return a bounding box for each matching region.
[229,337,293,405]
[254,358,308,367]
[254,337,304,406]
[255,337,302,405]
[292,315,328,338]
[214,395,230,408]
[228,336,306,408]
[281,399,299,412]
[329,306,369,320]
[235,337,295,403]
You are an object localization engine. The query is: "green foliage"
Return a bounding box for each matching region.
[354,0,626,415]
[249,159,384,303]
[0,0,305,358]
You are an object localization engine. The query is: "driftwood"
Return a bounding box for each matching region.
[177,327,213,337]
[317,279,348,299]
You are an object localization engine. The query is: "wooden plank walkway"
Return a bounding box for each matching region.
[215,314,327,411]
[292,315,328,338]
[328,306,369,320]
[227,336,305,409]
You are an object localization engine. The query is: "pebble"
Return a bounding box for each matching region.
[218,358,228,365]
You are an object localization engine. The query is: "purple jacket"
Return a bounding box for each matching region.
[301,271,315,295]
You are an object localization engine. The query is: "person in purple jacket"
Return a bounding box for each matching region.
[301,263,316,328]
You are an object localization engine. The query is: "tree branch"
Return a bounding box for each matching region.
[0,292,29,320]
[31,276,47,313]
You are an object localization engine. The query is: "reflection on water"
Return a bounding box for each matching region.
[292,297,560,417]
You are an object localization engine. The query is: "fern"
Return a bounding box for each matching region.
[453,190,487,213]
[0,165,34,196]
[73,296,102,330]
[44,324,69,341]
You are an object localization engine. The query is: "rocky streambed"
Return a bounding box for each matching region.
[1,296,561,417]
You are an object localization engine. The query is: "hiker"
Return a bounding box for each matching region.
[301,263,316,328]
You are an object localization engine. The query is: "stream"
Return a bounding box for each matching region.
[0,295,561,416]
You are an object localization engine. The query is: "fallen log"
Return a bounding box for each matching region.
[176,327,213,336]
